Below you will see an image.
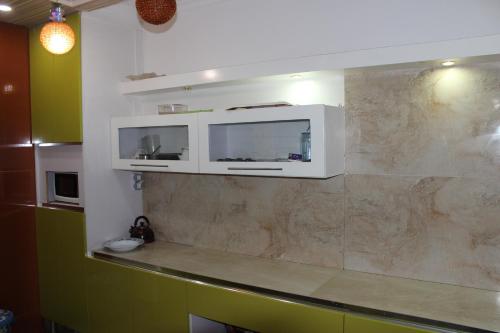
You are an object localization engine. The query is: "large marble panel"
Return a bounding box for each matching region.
[435,64,500,180]
[345,174,500,291]
[311,269,500,332]
[144,173,345,268]
[346,64,500,179]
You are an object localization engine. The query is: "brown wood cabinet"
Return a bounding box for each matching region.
[0,22,41,333]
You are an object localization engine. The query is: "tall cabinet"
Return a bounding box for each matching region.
[29,13,82,144]
[0,22,42,333]
[29,13,87,331]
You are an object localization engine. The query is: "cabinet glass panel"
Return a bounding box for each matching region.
[208,120,311,162]
[118,125,189,161]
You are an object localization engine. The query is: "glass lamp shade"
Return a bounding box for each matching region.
[40,22,75,55]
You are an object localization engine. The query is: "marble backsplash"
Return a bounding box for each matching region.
[143,61,500,291]
[143,174,345,268]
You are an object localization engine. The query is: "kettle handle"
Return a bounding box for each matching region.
[134,216,150,227]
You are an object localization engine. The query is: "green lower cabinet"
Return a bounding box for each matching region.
[86,258,189,333]
[187,282,344,333]
[344,314,435,333]
[36,207,87,332]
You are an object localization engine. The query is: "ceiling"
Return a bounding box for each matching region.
[0,0,226,27]
[0,0,60,27]
[0,0,124,27]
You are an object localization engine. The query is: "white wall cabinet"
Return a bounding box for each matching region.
[111,105,344,178]
[199,105,344,178]
[111,114,199,173]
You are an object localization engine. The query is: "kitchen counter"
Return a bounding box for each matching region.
[93,241,500,333]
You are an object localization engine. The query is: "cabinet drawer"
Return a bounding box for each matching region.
[345,314,437,333]
[187,282,343,333]
[86,258,189,333]
[36,208,87,332]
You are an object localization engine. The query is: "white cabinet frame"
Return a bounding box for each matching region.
[198,105,344,178]
[111,114,199,173]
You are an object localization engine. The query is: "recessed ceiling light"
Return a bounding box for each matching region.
[204,70,217,79]
[0,4,12,12]
[441,60,456,67]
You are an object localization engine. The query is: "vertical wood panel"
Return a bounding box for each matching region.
[0,21,41,333]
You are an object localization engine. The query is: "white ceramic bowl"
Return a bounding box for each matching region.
[104,238,144,252]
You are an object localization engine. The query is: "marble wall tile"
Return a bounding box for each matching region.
[345,68,457,176]
[345,174,500,291]
[143,173,225,245]
[143,173,345,268]
[435,64,500,180]
[346,64,500,179]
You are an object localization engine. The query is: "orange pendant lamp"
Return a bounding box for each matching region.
[40,4,75,55]
[136,0,176,25]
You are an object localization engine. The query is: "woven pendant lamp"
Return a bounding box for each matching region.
[136,0,176,25]
[40,5,75,55]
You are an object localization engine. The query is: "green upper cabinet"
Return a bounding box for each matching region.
[36,207,87,332]
[187,282,344,333]
[86,258,189,333]
[29,13,82,144]
[345,314,436,333]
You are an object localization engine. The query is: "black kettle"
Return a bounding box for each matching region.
[129,216,155,243]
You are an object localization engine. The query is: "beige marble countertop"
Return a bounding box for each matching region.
[94,241,500,332]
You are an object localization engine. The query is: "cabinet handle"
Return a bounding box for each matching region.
[227,167,283,171]
[130,164,169,168]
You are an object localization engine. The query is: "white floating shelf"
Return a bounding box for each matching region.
[118,33,500,95]
[118,55,340,95]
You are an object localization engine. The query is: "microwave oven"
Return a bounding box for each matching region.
[47,171,80,205]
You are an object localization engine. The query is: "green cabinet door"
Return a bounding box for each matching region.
[36,207,87,332]
[86,258,189,333]
[187,282,344,333]
[29,13,82,144]
[345,314,436,333]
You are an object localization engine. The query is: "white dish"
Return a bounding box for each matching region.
[104,238,144,252]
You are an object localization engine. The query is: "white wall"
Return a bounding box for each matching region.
[79,0,500,251]
[142,0,500,75]
[81,5,143,252]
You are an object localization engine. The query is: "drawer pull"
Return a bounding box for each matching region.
[130,164,169,168]
[227,167,283,171]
